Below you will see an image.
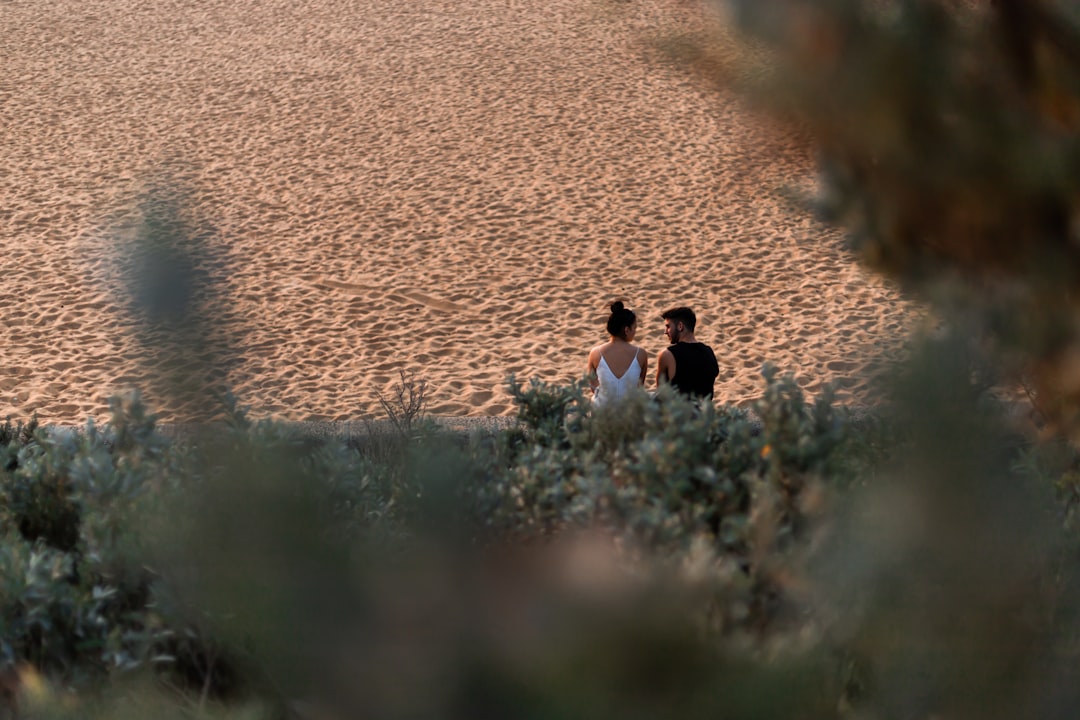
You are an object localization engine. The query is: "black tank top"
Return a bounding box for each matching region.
[668,343,719,399]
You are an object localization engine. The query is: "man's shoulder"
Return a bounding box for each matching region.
[677,342,718,366]
[672,341,713,352]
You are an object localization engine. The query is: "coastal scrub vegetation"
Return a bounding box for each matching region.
[2,342,1080,718]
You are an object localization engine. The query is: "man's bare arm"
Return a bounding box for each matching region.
[655,348,675,388]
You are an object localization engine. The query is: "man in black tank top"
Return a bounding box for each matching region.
[656,306,719,400]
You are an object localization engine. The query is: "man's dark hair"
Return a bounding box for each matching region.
[661,306,696,331]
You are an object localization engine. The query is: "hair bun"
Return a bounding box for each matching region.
[610,300,625,313]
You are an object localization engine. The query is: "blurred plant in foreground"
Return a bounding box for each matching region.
[115,176,238,421]
[685,0,1080,435]
[4,348,1080,718]
[0,367,876,719]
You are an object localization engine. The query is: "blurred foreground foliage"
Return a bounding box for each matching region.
[686,0,1080,435]
[4,343,1080,718]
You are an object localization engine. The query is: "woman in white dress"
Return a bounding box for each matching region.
[587,301,649,407]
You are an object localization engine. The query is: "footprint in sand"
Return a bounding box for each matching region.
[469,390,493,404]
[319,278,468,314]
[393,290,470,313]
[315,278,464,315]
[316,279,377,295]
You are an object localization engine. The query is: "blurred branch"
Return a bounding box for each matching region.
[698,0,1080,435]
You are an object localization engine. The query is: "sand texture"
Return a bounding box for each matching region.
[1,0,915,424]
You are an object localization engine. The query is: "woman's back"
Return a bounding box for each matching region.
[592,345,646,407]
[588,300,649,407]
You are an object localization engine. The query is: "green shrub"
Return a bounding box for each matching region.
[18,358,1078,718]
[487,369,857,557]
[507,375,589,448]
[0,396,223,696]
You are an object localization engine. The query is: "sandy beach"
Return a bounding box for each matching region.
[1,0,915,425]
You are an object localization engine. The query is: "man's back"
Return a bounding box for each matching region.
[667,342,719,399]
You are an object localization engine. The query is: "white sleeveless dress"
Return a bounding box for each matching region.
[593,352,644,407]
